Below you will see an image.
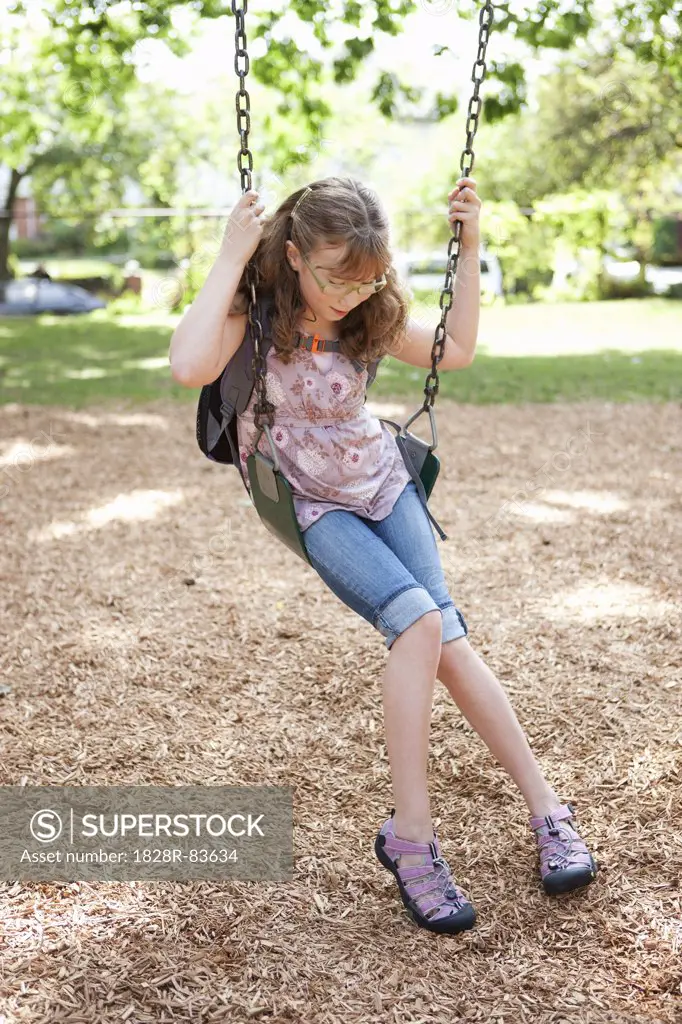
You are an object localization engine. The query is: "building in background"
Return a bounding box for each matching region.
[0,167,43,241]
[11,196,41,240]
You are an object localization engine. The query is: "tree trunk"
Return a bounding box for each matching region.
[635,209,651,288]
[595,207,608,299]
[0,167,23,281]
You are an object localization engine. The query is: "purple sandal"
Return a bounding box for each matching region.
[529,802,598,896]
[375,809,476,934]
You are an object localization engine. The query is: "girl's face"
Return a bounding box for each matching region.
[285,241,381,322]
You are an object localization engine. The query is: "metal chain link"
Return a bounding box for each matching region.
[420,0,494,414]
[232,0,273,436]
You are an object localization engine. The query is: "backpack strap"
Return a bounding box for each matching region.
[211,292,276,487]
[295,332,379,377]
[366,357,381,387]
[218,292,275,423]
[295,333,343,354]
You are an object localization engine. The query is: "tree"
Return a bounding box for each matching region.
[481,46,682,206]
[0,6,210,278]
[47,1,682,129]
[479,45,682,288]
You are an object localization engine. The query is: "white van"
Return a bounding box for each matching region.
[396,247,504,302]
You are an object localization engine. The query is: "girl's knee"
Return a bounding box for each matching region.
[396,608,442,648]
[378,586,442,651]
[414,608,443,637]
[441,634,471,658]
[439,634,474,673]
[385,606,438,655]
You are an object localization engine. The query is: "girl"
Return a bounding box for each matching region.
[169,176,597,935]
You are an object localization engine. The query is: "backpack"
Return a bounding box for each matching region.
[195,291,381,492]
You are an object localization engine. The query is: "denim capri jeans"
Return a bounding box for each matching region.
[302,479,469,650]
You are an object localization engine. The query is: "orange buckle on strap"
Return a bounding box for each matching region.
[310,334,324,354]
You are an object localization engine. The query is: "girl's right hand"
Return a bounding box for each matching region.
[220,189,266,265]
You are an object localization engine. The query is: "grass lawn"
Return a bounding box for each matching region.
[1,297,681,408]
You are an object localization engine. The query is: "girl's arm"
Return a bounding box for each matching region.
[388,244,480,371]
[168,190,265,388]
[386,177,482,371]
[444,177,482,364]
[168,254,248,388]
[444,242,480,364]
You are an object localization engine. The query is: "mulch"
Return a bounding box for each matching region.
[0,395,680,1024]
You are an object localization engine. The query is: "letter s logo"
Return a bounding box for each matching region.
[30,809,63,843]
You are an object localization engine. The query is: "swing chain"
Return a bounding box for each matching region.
[232,0,275,435]
[233,0,253,193]
[422,0,495,415]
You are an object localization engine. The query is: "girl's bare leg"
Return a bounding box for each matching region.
[436,637,561,817]
[381,610,442,865]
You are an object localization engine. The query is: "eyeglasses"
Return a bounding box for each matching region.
[301,253,387,299]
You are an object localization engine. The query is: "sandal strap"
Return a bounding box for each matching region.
[529,802,576,831]
[537,834,589,854]
[382,833,441,856]
[404,876,446,898]
[538,830,592,868]
[405,857,468,915]
[396,863,439,881]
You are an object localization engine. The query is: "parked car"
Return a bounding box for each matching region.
[396,247,504,302]
[602,256,682,294]
[556,252,682,295]
[0,277,106,316]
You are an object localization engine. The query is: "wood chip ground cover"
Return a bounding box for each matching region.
[0,397,680,1023]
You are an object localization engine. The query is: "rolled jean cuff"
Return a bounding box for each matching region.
[442,604,468,644]
[376,587,468,650]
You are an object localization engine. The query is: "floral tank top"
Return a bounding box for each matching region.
[235,338,412,532]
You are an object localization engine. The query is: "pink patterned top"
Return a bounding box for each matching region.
[236,339,412,532]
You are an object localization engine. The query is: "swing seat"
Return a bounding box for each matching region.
[417,449,440,499]
[380,414,441,500]
[246,451,312,564]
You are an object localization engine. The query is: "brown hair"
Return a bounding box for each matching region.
[234,176,409,366]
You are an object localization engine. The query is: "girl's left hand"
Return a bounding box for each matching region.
[447,177,481,250]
